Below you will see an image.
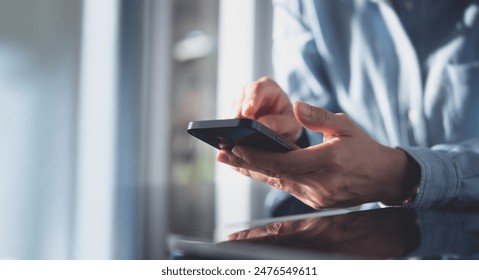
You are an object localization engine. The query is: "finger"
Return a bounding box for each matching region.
[238,165,323,208]
[226,150,326,203]
[293,102,355,136]
[217,149,232,164]
[232,89,246,118]
[218,149,304,193]
[256,114,302,141]
[218,149,334,209]
[218,150,273,179]
[241,78,284,118]
[228,222,283,240]
[231,145,331,177]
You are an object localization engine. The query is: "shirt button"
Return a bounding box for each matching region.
[408,109,420,123]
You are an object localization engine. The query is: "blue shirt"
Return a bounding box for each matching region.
[272,0,479,208]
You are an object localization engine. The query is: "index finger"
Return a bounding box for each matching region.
[241,77,284,118]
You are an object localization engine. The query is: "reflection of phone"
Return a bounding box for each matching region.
[187,118,298,153]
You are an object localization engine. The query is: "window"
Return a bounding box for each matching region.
[0,0,273,259]
[168,0,219,235]
[0,0,82,259]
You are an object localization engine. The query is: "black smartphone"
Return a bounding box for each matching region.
[187,118,298,153]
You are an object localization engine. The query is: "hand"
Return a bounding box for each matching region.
[233,76,303,142]
[217,101,420,208]
[226,208,420,259]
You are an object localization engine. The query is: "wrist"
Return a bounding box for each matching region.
[380,148,421,205]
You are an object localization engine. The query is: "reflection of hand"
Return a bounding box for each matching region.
[231,76,303,142]
[218,98,420,208]
[227,209,419,259]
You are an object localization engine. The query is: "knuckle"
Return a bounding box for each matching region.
[229,155,244,167]
[262,168,278,178]
[335,113,356,131]
[312,108,331,124]
[248,77,276,93]
[248,81,263,94]
[265,177,288,190]
[259,75,271,82]
[265,177,280,188]
[235,167,250,176]
[335,113,351,124]
[266,222,282,235]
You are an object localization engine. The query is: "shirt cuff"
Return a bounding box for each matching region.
[397,146,460,208]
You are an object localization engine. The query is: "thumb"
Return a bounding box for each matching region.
[293,102,354,135]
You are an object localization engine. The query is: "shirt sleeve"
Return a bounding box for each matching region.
[400,139,479,208]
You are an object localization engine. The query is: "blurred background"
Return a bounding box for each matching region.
[0,0,274,259]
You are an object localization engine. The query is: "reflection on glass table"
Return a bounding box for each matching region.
[169,207,479,259]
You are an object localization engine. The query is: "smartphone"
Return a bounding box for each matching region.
[187,118,298,153]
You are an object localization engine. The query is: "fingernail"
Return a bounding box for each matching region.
[232,147,243,158]
[299,102,311,119]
